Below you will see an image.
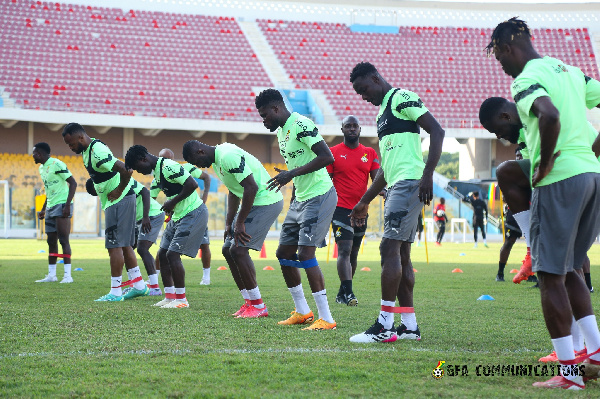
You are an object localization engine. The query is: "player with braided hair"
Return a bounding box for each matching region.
[489,17,600,389]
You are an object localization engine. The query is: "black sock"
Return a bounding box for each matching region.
[585,273,593,290]
[337,284,344,297]
[498,262,506,276]
[341,280,353,296]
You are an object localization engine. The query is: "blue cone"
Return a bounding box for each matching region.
[74,268,84,271]
[459,253,466,256]
[38,250,45,253]
[58,259,64,264]
[477,295,494,301]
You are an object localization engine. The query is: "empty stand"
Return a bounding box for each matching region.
[0,1,271,121]
[259,20,599,128]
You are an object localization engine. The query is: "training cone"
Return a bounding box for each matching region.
[452,268,463,273]
[459,253,466,256]
[198,249,202,258]
[58,259,64,264]
[360,267,371,272]
[38,250,45,253]
[509,269,519,274]
[477,295,495,301]
[332,243,338,258]
[263,266,274,270]
[413,268,418,273]
[74,268,83,271]
[260,244,267,259]
[217,266,227,270]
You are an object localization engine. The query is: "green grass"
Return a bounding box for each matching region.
[1,238,600,398]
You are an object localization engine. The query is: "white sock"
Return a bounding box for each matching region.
[240,289,250,300]
[202,268,210,281]
[48,264,57,277]
[402,312,418,330]
[128,266,146,290]
[483,239,487,244]
[378,300,395,330]
[551,336,579,381]
[148,273,159,287]
[512,210,531,247]
[248,286,265,309]
[289,284,310,315]
[577,315,600,362]
[156,269,161,277]
[571,317,585,352]
[126,269,132,280]
[110,276,122,296]
[312,289,334,323]
[175,287,186,300]
[63,263,71,278]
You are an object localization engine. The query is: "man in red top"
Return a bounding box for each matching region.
[327,115,380,306]
[433,197,448,246]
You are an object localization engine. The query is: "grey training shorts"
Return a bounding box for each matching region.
[45,202,73,233]
[224,200,284,251]
[201,229,210,246]
[383,179,422,242]
[530,173,600,275]
[160,204,208,258]
[137,212,165,244]
[105,194,136,249]
[279,186,337,248]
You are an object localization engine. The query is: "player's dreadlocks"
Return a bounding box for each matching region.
[124,144,149,170]
[485,17,531,56]
[349,62,378,83]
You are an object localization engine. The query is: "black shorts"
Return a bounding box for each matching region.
[332,206,367,243]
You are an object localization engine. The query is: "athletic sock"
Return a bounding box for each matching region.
[148,273,159,288]
[63,263,71,278]
[512,210,531,247]
[164,286,175,300]
[577,315,600,362]
[175,287,186,301]
[551,336,579,382]
[128,266,146,290]
[202,267,210,282]
[584,273,593,291]
[337,284,344,298]
[240,288,250,300]
[498,262,506,276]
[288,284,310,315]
[401,312,418,330]
[247,286,265,309]
[341,280,353,296]
[571,317,585,352]
[48,264,57,278]
[378,300,395,330]
[312,289,333,323]
[110,276,122,296]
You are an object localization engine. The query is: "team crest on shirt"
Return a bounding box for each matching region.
[285,130,290,142]
[335,227,342,238]
[361,153,368,163]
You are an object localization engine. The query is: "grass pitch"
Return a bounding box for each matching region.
[1,238,600,398]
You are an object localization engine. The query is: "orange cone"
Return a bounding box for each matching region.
[333,243,338,258]
[452,268,463,273]
[260,243,267,259]
[217,266,227,270]
[413,268,418,273]
[198,249,202,258]
[509,269,519,274]
[263,266,274,270]
[360,267,371,272]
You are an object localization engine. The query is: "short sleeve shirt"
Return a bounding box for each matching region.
[131,179,163,221]
[277,112,333,202]
[82,139,133,210]
[212,143,283,206]
[39,157,72,208]
[377,88,428,185]
[327,143,379,209]
[150,178,160,198]
[511,57,600,186]
[153,158,203,221]
[433,203,446,222]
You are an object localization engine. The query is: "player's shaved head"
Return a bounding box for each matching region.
[342,115,360,126]
[479,97,521,144]
[159,148,175,160]
[182,140,215,168]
